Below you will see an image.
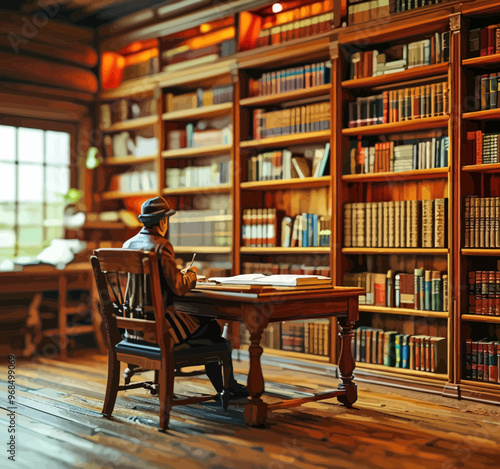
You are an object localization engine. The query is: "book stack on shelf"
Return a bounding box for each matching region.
[165,160,231,190]
[238,0,333,52]
[468,269,500,316]
[353,326,447,373]
[242,209,330,248]
[466,131,500,165]
[343,198,447,248]
[164,84,233,111]
[114,166,157,194]
[242,262,330,277]
[464,196,500,248]
[346,136,448,174]
[347,0,443,25]
[247,144,330,181]
[463,339,500,383]
[468,24,500,58]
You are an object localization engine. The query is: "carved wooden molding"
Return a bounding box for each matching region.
[330,40,339,60]
[449,13,461,32]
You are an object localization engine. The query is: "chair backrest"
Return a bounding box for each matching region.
[91,249,173,352]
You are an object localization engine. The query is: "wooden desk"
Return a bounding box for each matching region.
[174,285,364,426]
[0,263,105,358]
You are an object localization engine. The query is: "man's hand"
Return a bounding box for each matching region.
[181,266,198,275]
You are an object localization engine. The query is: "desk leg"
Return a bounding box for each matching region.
[243,308,268,427]
[337,316,357,407]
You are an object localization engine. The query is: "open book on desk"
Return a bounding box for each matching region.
[206,273,332,287]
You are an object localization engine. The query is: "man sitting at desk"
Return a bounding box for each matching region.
[123,196,248,399]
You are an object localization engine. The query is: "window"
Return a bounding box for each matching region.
[0,125,71,260]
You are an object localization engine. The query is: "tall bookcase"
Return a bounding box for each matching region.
[92,0,500,405]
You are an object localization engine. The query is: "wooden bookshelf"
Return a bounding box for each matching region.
[462,54,500,68]
[462,109,500,121]
[342,116,449,136]
[241,345,330,363]
[461,249,500,256]
[240,176,330,191]
[240,84,331,106]
[161,144,232,159]
[240,130,331,149]
[100,115,158,132]
[342,248,449,255]
[461,315,500,324]
[162,184,231,196]
[462,163,500,173]
[342,168,449,183]
[101,190,158,200]
[359,305,448,318]
[103,155,157,166]
[341,63,449,89]
[356,362,448,380]
[240,247,330,255]
[173,246,232,254]
[162,102,232,121]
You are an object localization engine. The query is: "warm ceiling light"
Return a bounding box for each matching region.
[272,3,283,13]
[200,23,211,33]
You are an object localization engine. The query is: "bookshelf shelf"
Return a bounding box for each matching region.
[342,248,449,255]
[460,379,500,389]
[462,163,500,173]
[161,144,232,159]
[173,246,231,254]
[98,74,159,101]
[342,116,449,136]
[162,184,231,195]
[462,54,500,68]
[240,84,332,107]
[461,314,500,324]
[103,154,157,166]
[356,362,448,380]
[341,63,449,89]
[101,190,158,200]
[359,305,448,318]
[82,221,126,230]
[245,345,330,363]
[162,102,232,121]
[100,115,158,133]
[462,109,500,121]
[241,176,330,191]
[342,167,449,183]
[461,249,500,256]
[240,247,330,254]
[240,130,331,149]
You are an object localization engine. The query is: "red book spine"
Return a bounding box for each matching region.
[469,271,476,314]
[476,270,482,314]
[488,270,495,315]
[383,91,389,124]
[496,271,500,316]
[482,271,488,315]
[481,28,488,56]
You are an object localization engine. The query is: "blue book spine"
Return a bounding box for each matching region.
[186,123,194,148]
[302,213,309,247]
[402,335,410,369]
[312,214,319,247]
[424,273,431,311]
[308,214,314,247]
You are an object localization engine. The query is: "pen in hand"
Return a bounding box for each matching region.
[182,253,196,274]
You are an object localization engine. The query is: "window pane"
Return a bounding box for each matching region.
[0,229,16,248]
[0,203,16,227]
[46,203,65,222]
[46,131,70,166]
[0,125,16,161]
[18,226,43,246]
[45,226,63,242]
[18,203,43,225]
[0,163,15,202]
[18,164,43,202]
[18,127,44,163]
[46,166,69,202]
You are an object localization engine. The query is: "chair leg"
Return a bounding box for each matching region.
[158,357,174,432]
[221,357,231,411]
[103,352,120,417]
[123,364,139,385]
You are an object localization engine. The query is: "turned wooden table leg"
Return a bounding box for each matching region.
[337,316,357,407]
[242,306,268,427]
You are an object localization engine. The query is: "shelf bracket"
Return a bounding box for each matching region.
[449,13,461,32]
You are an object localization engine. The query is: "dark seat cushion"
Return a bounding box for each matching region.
[115,339,229,363]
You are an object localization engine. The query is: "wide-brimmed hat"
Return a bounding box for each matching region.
[138,197,176,225]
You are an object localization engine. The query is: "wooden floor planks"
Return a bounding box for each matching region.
[1,351,500,469]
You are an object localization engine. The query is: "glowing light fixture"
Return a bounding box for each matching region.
[200,23,211,33]
[272,2,283,13]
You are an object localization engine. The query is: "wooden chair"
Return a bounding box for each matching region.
[91,248,231,431]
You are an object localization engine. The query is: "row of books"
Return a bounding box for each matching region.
[468,271,500,316]
[253,103,330,139]
[248,62,331,97]
[115,169,156,193]
[162,39,236,73]
[254,12,333,49]
[168,209,232,247]
[344,270,448,312]
[476,73,500,111]
[349,34,449,80]
[344,198,447,248]
[466,131,500,165]
[347,136,449,174]
[164,85,234,112]
[463,339,500,382]
[241,262,331,277]
[100,97,157,128]
[247,145,330,181]
[353,327,447,373]
[347,83,449,127]
[463,196,500,249]
[122,54,159,82]
[167,124,233,150]
[106,132,158,158]
[165,161,231,189]
[241,209,331,248]
[469,25,500,58]
[238,321,330,357]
